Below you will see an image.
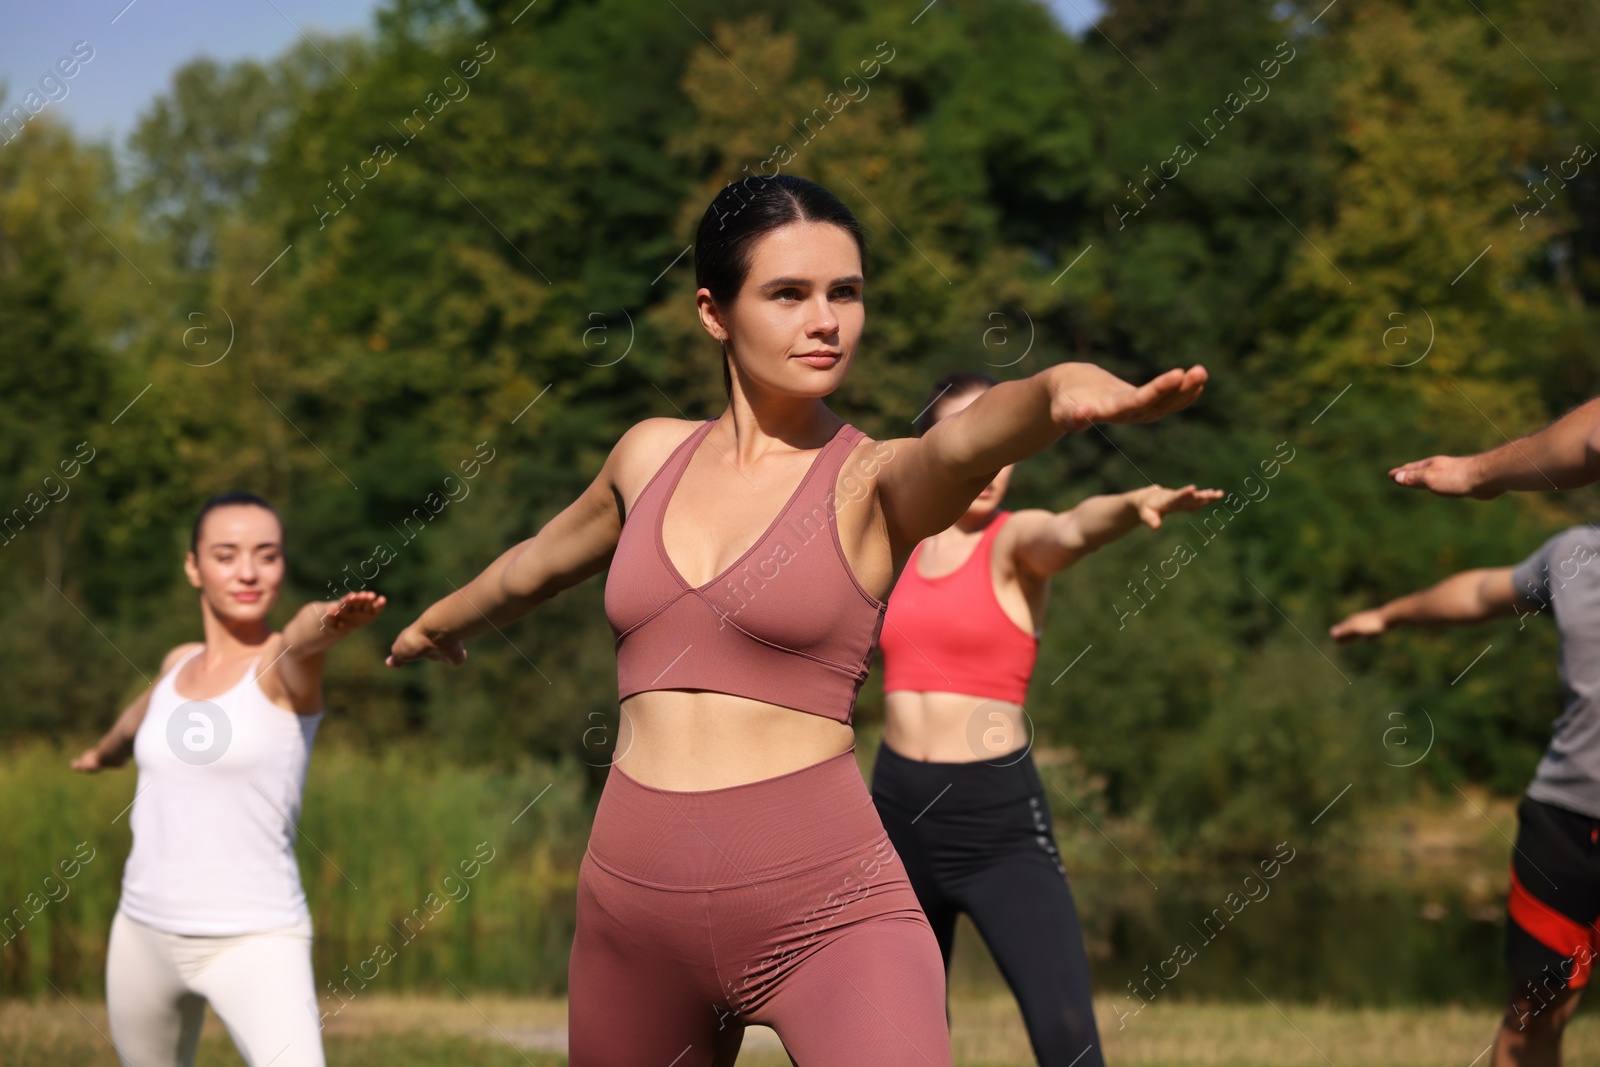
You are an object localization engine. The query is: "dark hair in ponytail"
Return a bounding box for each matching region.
[190,491,279,553]
[913,371,998,436]
[693,175,867,396]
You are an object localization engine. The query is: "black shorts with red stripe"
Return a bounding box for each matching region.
[1507,794,1600,996]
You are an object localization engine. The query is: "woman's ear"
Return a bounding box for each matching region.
[695,288,729,343]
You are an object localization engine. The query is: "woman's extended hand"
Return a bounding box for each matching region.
[318,590,388,635]
[386,621,467,667]
[1049,364,1208,433]
[1127,484,1225,528]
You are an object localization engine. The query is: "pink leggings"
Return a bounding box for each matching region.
[569,745,952,1066]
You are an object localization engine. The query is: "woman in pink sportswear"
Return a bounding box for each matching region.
[387,174,1207,1065]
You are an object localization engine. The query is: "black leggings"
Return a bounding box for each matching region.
[871,738,1105,1067]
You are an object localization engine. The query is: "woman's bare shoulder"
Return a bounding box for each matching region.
[992,509,1057,579]
[840,429,912,471]
[155,642,204,682]
[608,417,706,498]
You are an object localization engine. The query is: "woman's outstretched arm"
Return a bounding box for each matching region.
[71,643,202,772]
[386,419,680,667]
[1009,484,1224,577]
[878,362,1208,553]
[266,590,388,711]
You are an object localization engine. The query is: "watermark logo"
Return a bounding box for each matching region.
[964,701,1034,766]
[1381,308,1433,368]
[981,308,1034,368]
[1381,706,1434,768]
[581,309,634,367]
[580,709,634,768]
[167,700,232,765]
[180,307,234,367]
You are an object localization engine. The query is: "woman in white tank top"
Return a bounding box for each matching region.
[72,491,385,1067]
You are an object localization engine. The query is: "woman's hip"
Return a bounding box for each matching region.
[585,744,890,889]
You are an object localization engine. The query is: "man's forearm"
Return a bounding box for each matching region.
[1379,571,1497,626]
[1472,397,1600,495]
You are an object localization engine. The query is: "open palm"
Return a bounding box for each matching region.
[320,590,388,634]
[1130,484,1225,528]
[1052,365,1208,433]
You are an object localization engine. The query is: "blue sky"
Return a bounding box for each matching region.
[1,0,1101,145]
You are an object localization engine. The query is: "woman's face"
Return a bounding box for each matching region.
[183,505,284,627]
[700,221,865,399]
[934,388,1014,520]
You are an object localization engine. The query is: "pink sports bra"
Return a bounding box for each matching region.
[604,419,887,725]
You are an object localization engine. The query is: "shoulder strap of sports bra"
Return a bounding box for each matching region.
[980,510,1043,637]
[900,507,1009,586]
[820,423,865,491]
[172,645,277,700]
[164,644,205,688]
[661,418,717,478]
[966,509,1011,579]
[629,419,716,525]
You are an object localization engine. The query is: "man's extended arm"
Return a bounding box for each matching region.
[1390,397,1600,498]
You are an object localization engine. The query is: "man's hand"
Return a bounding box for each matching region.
[1330,609,1389,642]
[1388,455,1495,499]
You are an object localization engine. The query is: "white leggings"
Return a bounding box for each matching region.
[106,909,325,1067]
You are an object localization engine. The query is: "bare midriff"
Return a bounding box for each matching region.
[612,691,856,790]
[881,689,1029,763]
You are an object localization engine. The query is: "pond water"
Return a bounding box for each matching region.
[948,855,1511,1007]
[308,850,1514,1007]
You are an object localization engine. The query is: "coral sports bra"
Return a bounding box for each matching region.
[604,419,887,725]
[879,511,1041,705]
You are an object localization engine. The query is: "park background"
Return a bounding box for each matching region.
[4,0,1600,1062]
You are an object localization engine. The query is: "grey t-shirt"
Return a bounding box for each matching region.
[1512,525,1600,818]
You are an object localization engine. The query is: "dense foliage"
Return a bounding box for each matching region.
[4,0,1599,851]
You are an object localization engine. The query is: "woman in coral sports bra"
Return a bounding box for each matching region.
[386,175,1207,1066]
[875,371,1220,1067]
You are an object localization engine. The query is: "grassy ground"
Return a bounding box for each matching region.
[6,992,1598,1066]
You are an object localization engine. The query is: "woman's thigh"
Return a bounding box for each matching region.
[189,922,325,1067]
[567,852,744,1067]
[961,849,1104,1067]
[106,910,206,1067]
[723,835,953,1066]
[761,914,951,1066]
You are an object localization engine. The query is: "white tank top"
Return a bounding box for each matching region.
[120,646,323,935]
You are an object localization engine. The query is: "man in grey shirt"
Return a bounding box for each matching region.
[1332,524,1600,1067]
